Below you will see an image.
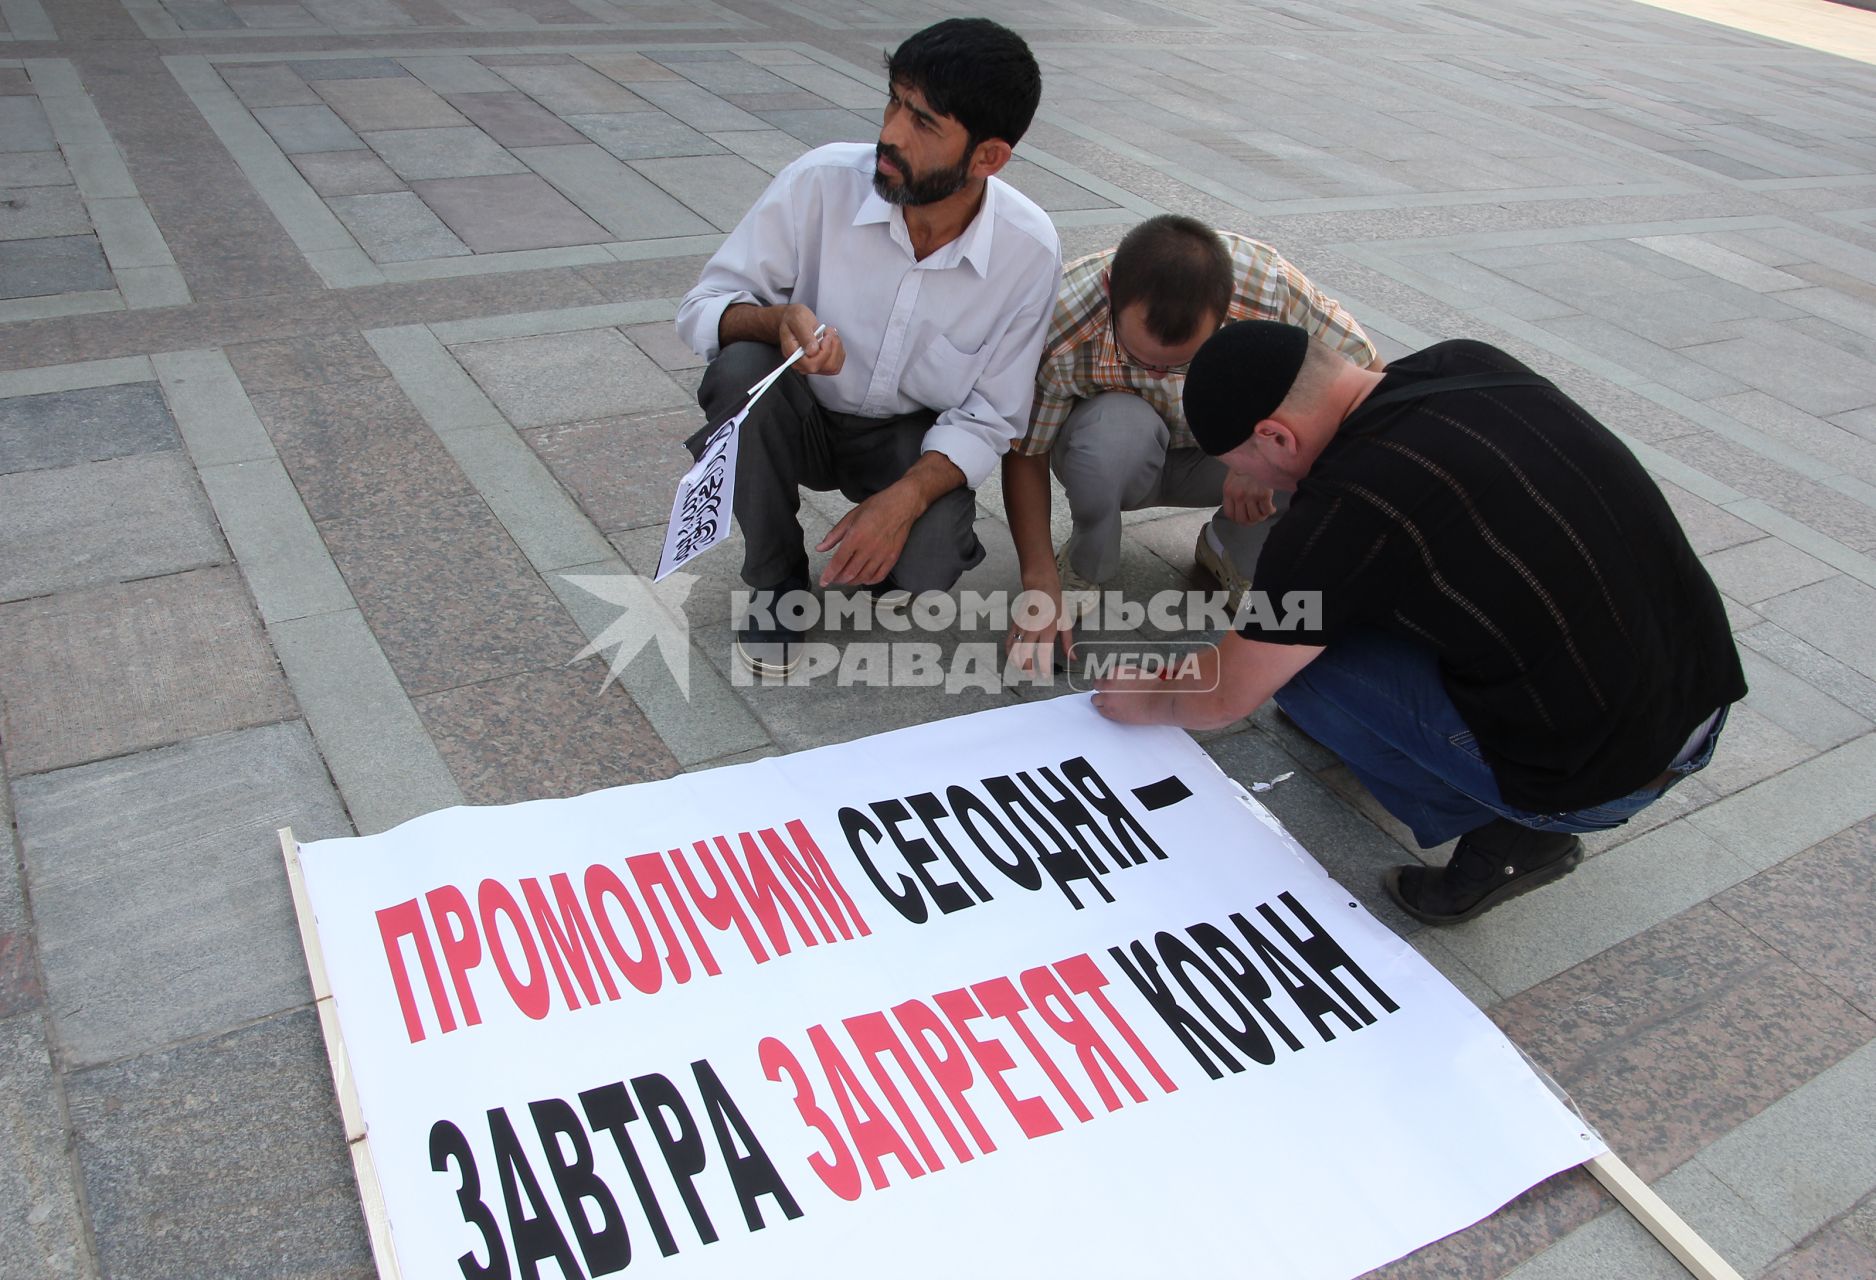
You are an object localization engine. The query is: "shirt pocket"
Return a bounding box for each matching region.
[899,333,983,411]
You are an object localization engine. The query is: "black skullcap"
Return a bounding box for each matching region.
[1182,320,1311,456]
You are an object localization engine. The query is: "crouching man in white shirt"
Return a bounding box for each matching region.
[675,17,1062,676]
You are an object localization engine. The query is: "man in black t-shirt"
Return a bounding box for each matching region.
[1091,321,1745,926]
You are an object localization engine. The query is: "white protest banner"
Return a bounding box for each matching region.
[288,696,1601,1280]
[655,409,741,582]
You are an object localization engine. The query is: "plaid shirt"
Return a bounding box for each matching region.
[1017,232,1377,455]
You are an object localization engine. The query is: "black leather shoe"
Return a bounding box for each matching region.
[734,578,810,677]
[1383,819,1583,925]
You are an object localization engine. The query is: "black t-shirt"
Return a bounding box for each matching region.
[1244,339,1745,812]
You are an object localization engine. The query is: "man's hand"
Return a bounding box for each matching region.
[1090,663,1177,725]
[1006,577,1075,676]
[817,484,922,586]
[779,304,844,377]
[1222,471,1277,526]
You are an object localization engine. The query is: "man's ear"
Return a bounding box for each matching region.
[1254,418,1297,456]
[970,137,1013,179]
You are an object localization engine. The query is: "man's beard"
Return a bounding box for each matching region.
[872,143,972,207]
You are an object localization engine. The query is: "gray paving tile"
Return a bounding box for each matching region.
[0,566,296,776]
[567,110,725,160]
[0,152,73,188]
[360,125,526,181]
[576,52,685,83]
[1503,1207,1683,1280]
[252,104,364,155]
[1694,701,1816,797]
[513,143,713,240]
[0,235,111,301]
[1205,726,1421,931]
[451,326,689,429]
[443,90,583,148]
[0,382,179,475]
[1683,322,1876,418]
[1659,478,1766,554]
[0,187,91,243]
[668,57,797,96]
[0,96,55,152]
[753,106,879,148]
[288,57,408,80]
[1652,1160,1796,1279]
[1758,576,1876,681]
[1689,731,1876,873]
[493,63,651,115]
[230,4,317,28]
[526,407,697,532]
[327,191,470,263]
[397,54,510,95]
[1738,646,1873,752]
[198,458,353,623]
[217,62,319,109]
[1436,818,1758,996]
[290,148,404,197]
[0,1013,88,1280]
[409,173,609,253]
[999,158,1120,212]
[1702,537,1837,606]
[621,320,707,371]
[709,126,810,174]
[313,75,465,132]
[630,153,773,231]
[15,721,347,1068]
[1696,1040,1876,1242]
[66,1009,373,1279]
[0,452,226,602]
[626,79,769,132]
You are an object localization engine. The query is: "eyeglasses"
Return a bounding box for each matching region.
[1110,311,1191,375]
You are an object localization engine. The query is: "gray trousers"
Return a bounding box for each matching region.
[693,342,985,593]
[1051,391,1285,583]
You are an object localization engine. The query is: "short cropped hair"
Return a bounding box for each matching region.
[1109,215,1234,344]
[885,18,1042,149]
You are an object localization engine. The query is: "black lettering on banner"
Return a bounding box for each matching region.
[429,1120,511,1280]
[1019,766,1127,871]
[528,1099,629,1277]
[1038,844,1115,911]
[906,791,992,903]
[1183,923,1279,1065]
[1191,921,1301,1055]
[488,1107,581,1280]
[840,806,927,924]
[1232,912,1362,1043]
[1107,939,1240,1079]
[1258,892,1400,1022]
[631,1073,719,1246]
[691,1059,803,1232]
[874,798,976,915]
[578,1083,679,1259]
[1062,756,1169,863]
[948,784,1042,890]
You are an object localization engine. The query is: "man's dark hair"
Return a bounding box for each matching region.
[884,18,1042,149]
[1109,215,1235,344]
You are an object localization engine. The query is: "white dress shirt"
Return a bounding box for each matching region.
[675,143,1062,490]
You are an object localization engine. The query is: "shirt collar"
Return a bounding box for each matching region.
[851,177,998,277]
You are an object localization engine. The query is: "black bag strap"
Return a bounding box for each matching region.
[1341,370,1553,437]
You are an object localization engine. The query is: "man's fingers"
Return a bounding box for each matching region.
[815,508,856,554]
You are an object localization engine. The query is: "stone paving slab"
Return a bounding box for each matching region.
[14,721,348,1068]
[0,451,227,601]
[0,380,179,473]
[0,186,89,242]
[408,172,608,252]
[0,566,295,776]
[0,1013,88,1280]
[65,1008,373,1280]
[327,190,468,263]
[450,324,689,427]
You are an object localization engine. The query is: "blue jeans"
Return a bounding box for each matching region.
[1273,629,1726,849]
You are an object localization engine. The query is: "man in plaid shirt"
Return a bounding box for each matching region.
[1004,215,1378,669]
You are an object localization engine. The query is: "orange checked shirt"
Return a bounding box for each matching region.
[1017,232,1377,455]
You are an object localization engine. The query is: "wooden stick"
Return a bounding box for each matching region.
[1587,1152,1743,1280]
[280,828,402,1280]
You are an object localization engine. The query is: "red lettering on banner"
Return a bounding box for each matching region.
[377,898,453,1043]
[478,879,550,1021]
[762,956,1177,1196]
[808,1024,926,1189]
[759,1035,859,1201]
[764,820,871,943]
[714,832,820,959]
[521,873,620,1011]
[891,998,997,1158]
[935,986,1062,1140]
[584,864,662,996]
[1057,952,1178,1095]
[630,852,721,981]
[669,840,768,964]
[424,885,483,1030]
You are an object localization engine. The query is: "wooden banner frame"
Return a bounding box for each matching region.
[278,826,1742,1280]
